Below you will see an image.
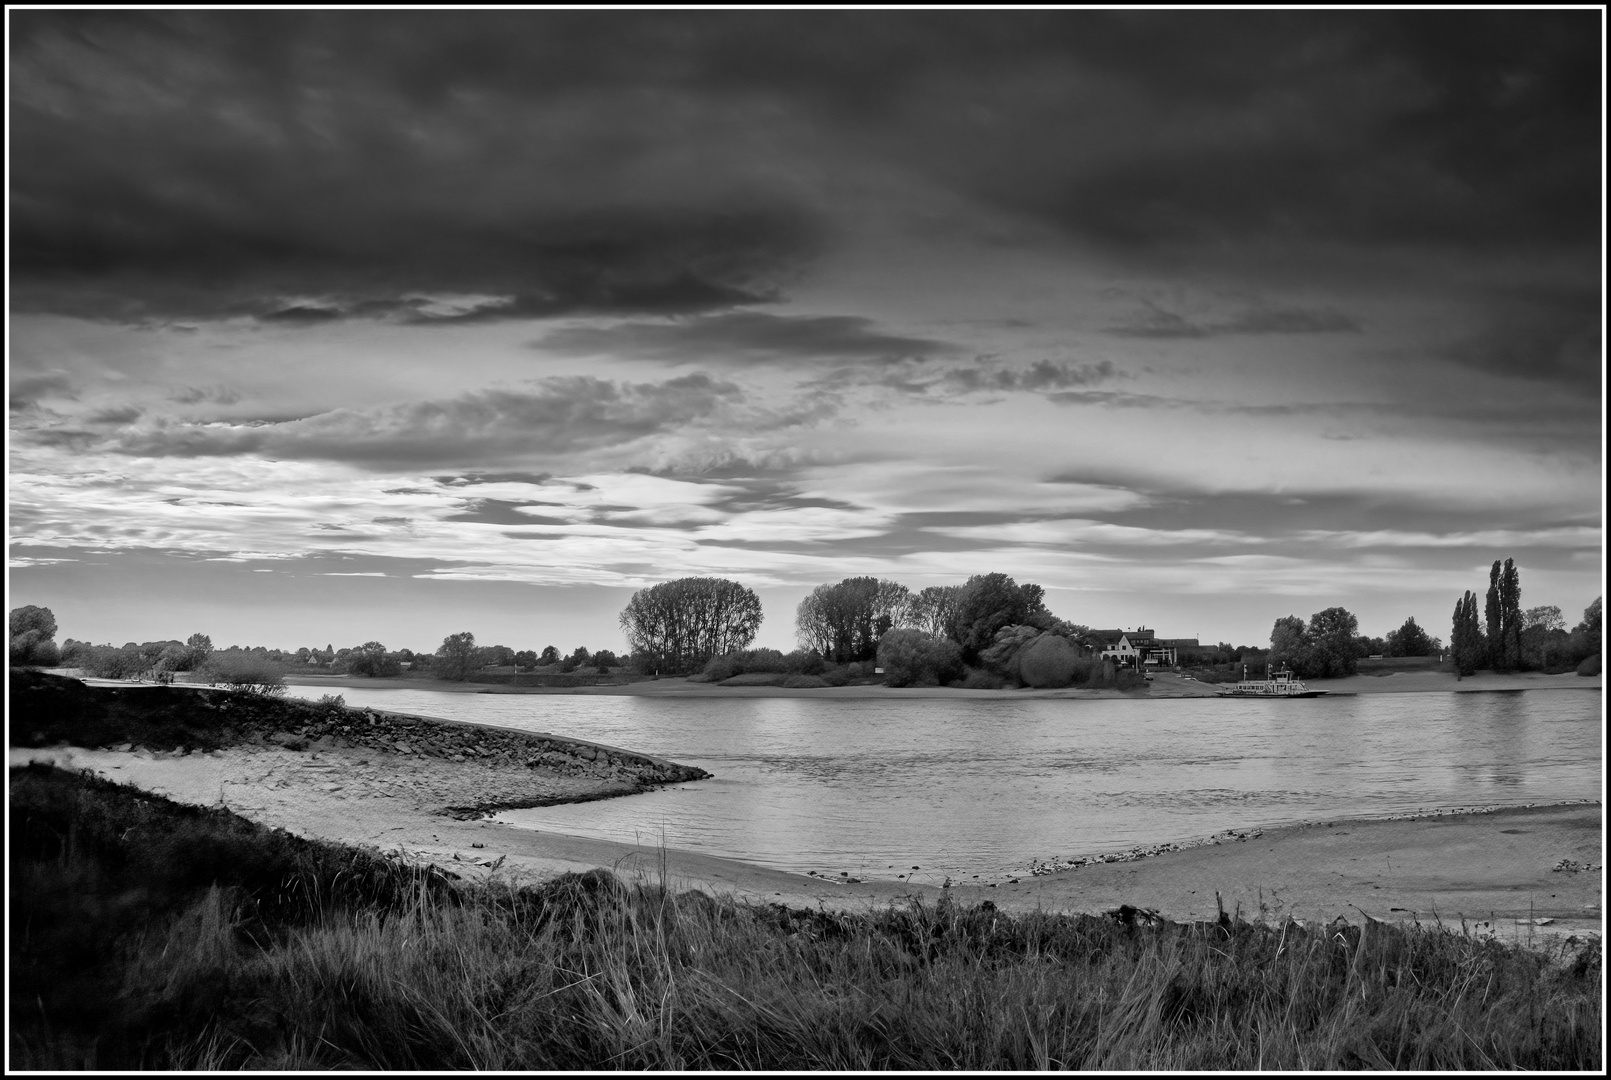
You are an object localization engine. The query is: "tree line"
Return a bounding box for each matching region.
[8,606,632,688]
[618,572,1125,689]
[1262,558,1601,681]
[15,555,1601,691]
[1450,558,1600,677]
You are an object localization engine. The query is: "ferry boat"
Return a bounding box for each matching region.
[1215,665,1329,698]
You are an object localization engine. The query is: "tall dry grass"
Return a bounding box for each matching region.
[10,763,1602,1071]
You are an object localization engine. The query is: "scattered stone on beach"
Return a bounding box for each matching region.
[1553,859,1600,873]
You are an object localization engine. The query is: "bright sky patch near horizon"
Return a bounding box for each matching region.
[7,10,1604,656]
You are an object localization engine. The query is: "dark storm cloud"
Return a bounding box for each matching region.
[11,9,1596,391]
[534,312,955,365]
[1435,294,1602,387]
[10,11,822,324]
[944,11,1599,255]
[65,373,747,469]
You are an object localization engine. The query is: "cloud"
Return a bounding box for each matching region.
[53,372,756,470]
[10,12,824,324]
[535,312,955,365]
[9,371,78,410]
[170,385,242,405]
[1105,301,1361,338]
[85,405,143,425]
[1435,295,1601,386]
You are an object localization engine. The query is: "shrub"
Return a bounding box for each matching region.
[1017,634,1079,688]
[782,674,830,688]
[702,648,790,682]
[316,694,347,713]
[1577,654,1601,677]
[878,630,965,687]
[205,653,287,697]
[1114,668,1146,691]
[13,637,62,667]
[717,672,790,687]
[956,667,1005,690]
[818,665,852,687]
[977,624,1041,684]
[80,645,148,680]
[788,649,827,676]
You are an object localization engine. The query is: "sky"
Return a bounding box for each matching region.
[7,9,1604,657]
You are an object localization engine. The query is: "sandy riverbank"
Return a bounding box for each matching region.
[13,741,1601,945]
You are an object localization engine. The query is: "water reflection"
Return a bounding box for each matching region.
[285,685,1601,879]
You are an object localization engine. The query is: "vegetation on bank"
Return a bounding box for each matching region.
[12,555,1601,693]
[11,763,1601,1071]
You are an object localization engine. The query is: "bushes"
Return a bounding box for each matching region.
[204,652,287,696]
[877,630,964,687]
[80,644,149,680]
[1018,634,1079,688]
[701,648,826,682]
[1576,654,1601,677]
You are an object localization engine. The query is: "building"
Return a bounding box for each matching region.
[1088,627,1201,668]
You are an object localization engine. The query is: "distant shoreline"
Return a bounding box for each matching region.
[279,667,1600,698]
[59,666,1601,698]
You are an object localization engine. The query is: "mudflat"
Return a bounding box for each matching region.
[12,743,1600,945]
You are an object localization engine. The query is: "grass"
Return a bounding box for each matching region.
[10,763,1602,1070]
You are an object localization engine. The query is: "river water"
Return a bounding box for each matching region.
[283,686,1601,882]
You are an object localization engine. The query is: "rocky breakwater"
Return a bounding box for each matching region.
[9,669,710,818]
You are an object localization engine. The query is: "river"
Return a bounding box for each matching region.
[282,686,1601,882]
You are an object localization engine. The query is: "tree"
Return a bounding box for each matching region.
[906,585,962,639]
[1451,591,1484,676]
[1520,605,1565,670]
[877,629,965,687]
[1566,596,1602,666]
[513,649,538,672]
[348,641,401,678]
[1485,561,1503,669]
[539,645,560,665]
[795,577,913,663]
[10,605,59,666]
[1306,606,1361,678]
[950,573,1052,662]
[435,631,479,681]
[1499,558,1522,670]
[183,632,214,670]
[1268,615,1309,675]
[619,577,763,675]
[1384,616,1434,658]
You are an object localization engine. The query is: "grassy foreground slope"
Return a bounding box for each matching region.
[10,764,1600,1071]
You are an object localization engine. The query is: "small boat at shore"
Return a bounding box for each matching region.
[1216,666,1329,698]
